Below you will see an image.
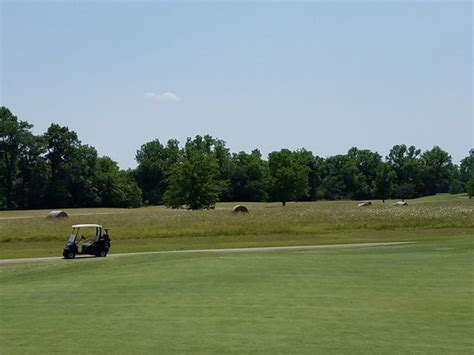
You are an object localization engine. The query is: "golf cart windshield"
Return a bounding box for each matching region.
[68,235,76,243]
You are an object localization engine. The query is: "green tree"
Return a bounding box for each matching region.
[163,136,223,209]
[69,144,100,207]
[229,149,269,202]
[319,155,368,200]
[387,145,423,198]
[44,124,81,207]
[347,147,382,198]
[466,173,474,198]
[294,149,324,201]
[213,138,233,201]
[449,171,464,194]
[373,162,395,202]
[459,149,474,191]
[14,135,51,209]
[95,157,142,208]
[268,149,309,206]
[0,107,34,208]
[135,139,180,205]
[119,170,143,208]
[420,146,454,195]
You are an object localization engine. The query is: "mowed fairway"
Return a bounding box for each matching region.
[1,240,473,354]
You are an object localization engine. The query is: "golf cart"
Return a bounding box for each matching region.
[63,224,110,259]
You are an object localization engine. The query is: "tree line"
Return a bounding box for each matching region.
[1,106,473,210]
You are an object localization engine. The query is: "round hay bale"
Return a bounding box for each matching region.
[232,205,249,213]
[393,201,408,207]
[47,210,69,218]
[357,201,372,207]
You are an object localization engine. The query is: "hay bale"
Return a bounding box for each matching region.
[394,201,408,207]
[232,205,249,213]
[47,210,69,218]
[357,201,372,207]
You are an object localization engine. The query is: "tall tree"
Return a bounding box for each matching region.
[213,138,233,202]
[319,155,368,200]
[460,149,474,198]
[95,157,142,208]
[229,149,269,202]
[135,139,179,205]
[466,174,474,198]
[0,107,34,208]
[44,124,81,207]
[373,162,396,202]
[14,135,50,209]
[294,149,324,201]
[387,145,423,198]
[420,146,454,195]
[163,135,223,209]
[268,149,309,206]
[347,147,382,197]
[69,144,100,207]
[460,149,474,190]
[449,167,464,194]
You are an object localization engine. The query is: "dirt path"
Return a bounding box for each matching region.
[0,242,414,265]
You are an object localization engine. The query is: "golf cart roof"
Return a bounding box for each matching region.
[72,224,102,228]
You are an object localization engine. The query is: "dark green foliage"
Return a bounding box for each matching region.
[94,157,142,208]
[466,174,474,198]
[268,149,309,205]
[459,149,473,190]
[117,170,143,208]
[69,145,100,207]
[44,124,81,207]
[0,106,471,210]
[228,150,269,202]
[373,162,395,201]
[94,157,142,207]
[212,138,233,202]
[347,147,382,198]
[293,149,323,201]
[388,145,422,181]
[449,178,464,195]
[14,135,50,209]
[395,183,418,200]
[387,145,424,198]
[0,107,142,209]
[449,163,464,194]
[420,146,454,195]
[163,136,223,209]
[135,139,179,205]
[319,155,369,200]
[0,107,33,208]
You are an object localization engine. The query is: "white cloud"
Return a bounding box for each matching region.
[144,91,181,102]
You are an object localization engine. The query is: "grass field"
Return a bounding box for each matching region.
[1,240,472,354]
[0,194,472,259]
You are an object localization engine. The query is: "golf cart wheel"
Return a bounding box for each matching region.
[66,251,76,259]
[99,250,107,257]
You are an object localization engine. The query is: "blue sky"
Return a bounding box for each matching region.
[1,1,472,168]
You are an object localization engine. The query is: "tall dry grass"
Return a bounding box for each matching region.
[0,197,472,243]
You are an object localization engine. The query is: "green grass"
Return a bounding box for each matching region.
[413,193,470,202]
[1,240,473,354]
[0,195,472,259]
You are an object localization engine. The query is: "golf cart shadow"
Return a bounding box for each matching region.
[63,255,98,261]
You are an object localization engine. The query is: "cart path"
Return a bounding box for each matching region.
[0,241,414,265]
